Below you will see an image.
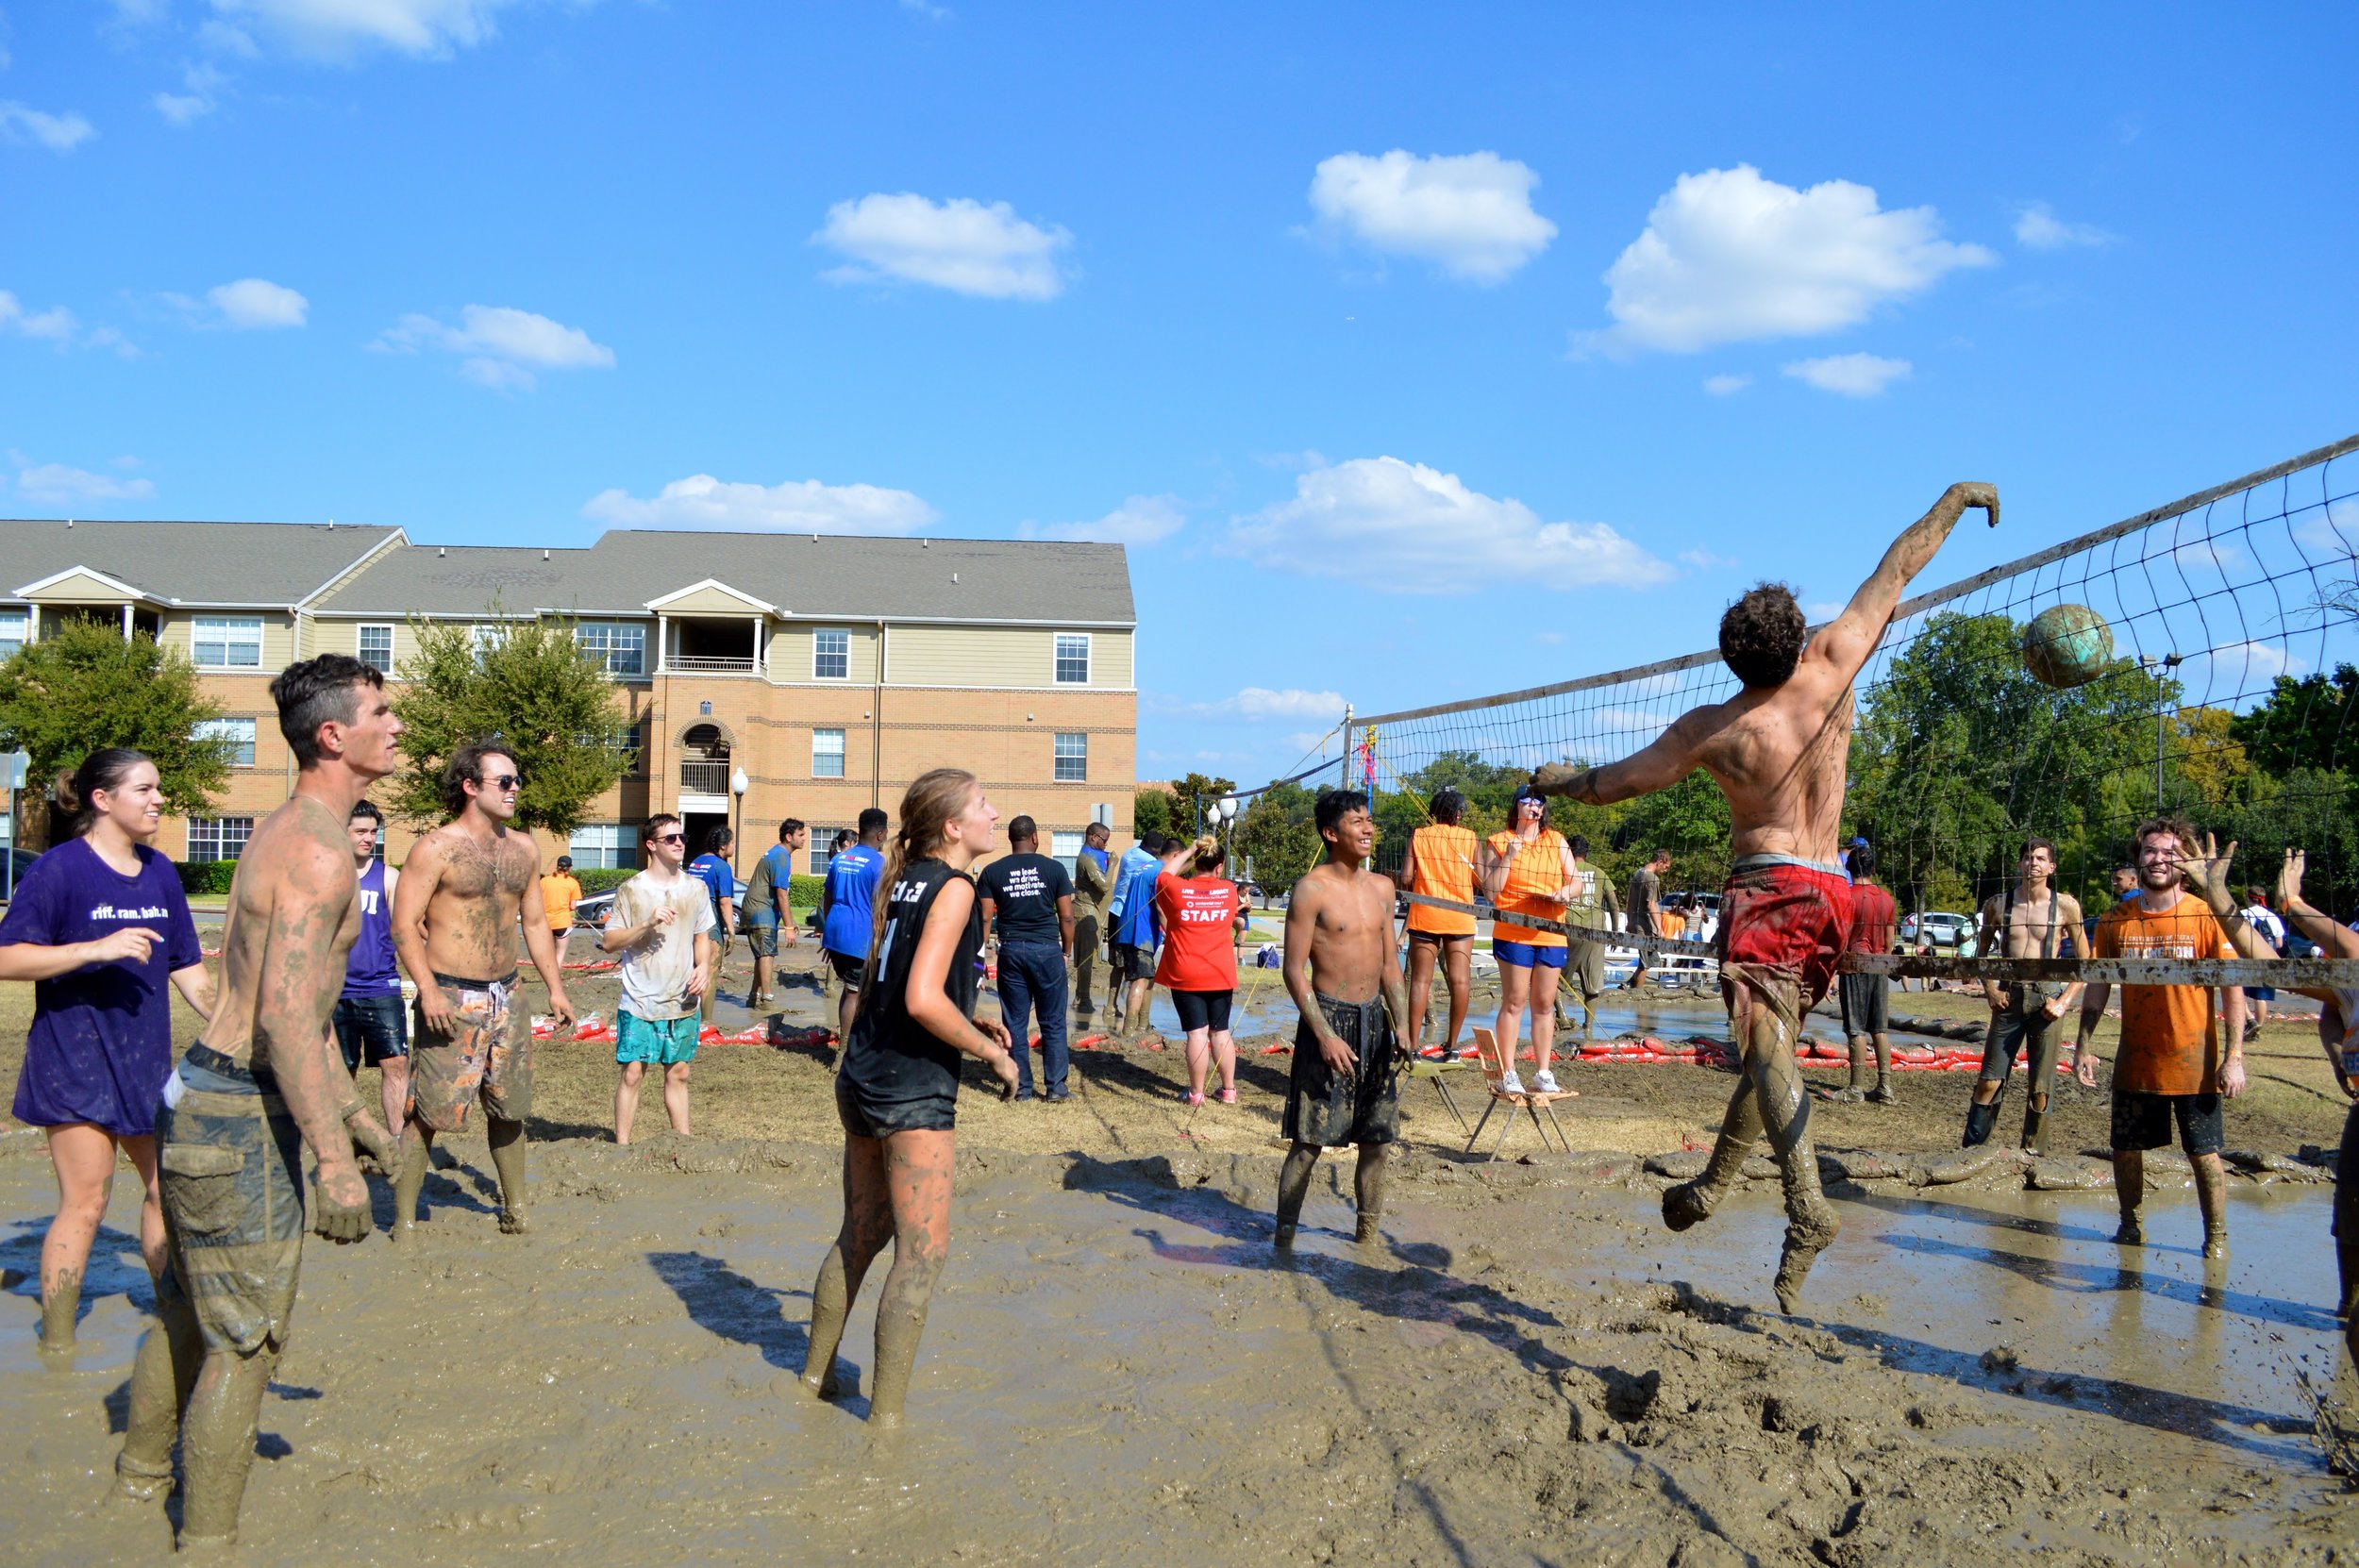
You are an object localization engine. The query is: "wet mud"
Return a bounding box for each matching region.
[2,1125,2353,1565]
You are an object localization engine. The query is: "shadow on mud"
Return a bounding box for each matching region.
[644,1249,865,1414]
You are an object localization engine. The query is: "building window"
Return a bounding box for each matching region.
[810,828,846,876]
[188,816,254,861]
[1051,830,1084,874]
[357,624,393,672]
[574,719,646,776]
[575,621,646,677]
[813,629,850,680]
[568,825,638,871]
[812,727,845,779]
[0,609,27,662]
[1054,731,1087,782]
[1054,633,1091,685]
[193,717,257,768]
[192,616,264,669]
[469,624,506,659]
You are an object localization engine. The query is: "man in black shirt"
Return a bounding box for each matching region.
[979,816,1077,1101]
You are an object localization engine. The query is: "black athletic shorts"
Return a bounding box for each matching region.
[2110,1090,2223,1158]
[1838,972,1889,1037]
[833,1069,954,1139]
[1172,989,1233,1034]
[2334,1098,2358,1243]
[828,951,868,990]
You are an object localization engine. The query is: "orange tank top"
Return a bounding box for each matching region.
[1486,828,1569,947]
[1406,824,1479,936]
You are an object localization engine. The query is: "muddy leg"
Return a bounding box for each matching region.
[117,1264,204,1499]
[39,1124,120,1354]
[391,1121,432,1241]
[1743,991,1840,1312]
[176,1341,277,1546]
[2111,1149,2145,1244]
[868,1127,955,1428]
[488,1115,528,1234]
[1274,1142,1321,1248]
[801,1135,892,1399]
[1352,1143,1390,1243]
[1442,940,1472,1053]
[1662,1064,1761,1233]
[1965,1027,2011,1147]
[1404,937,1437,1049]
[1841,1034,1869,1100]
[2193,1151,2229,1260]
[1866,1031,1895,1103]
[2020,1014,2062,1155]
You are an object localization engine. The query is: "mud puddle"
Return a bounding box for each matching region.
[1,1140,2351,1565]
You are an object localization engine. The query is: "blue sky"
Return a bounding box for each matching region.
[4,2,2354,786]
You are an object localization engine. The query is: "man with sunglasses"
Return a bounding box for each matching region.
[390,742,576,1237]
[602,815,715,1143]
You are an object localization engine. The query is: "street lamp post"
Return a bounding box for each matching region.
[729,766,749,878]
[2140,653,2183,810]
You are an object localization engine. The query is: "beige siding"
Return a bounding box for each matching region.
[657,585,770,615]
[886,625,1134,690]
[156,610,298,671]
[22,569,141,603]
[768,622,880,685]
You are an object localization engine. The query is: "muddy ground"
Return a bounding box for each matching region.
[2,946,2355,1563]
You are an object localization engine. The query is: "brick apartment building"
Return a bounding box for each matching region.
[0,519,1137,878]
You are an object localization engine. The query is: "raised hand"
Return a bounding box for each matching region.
[2278,847,2309,912]
[2170,832,2238,914]
[1949,481,2000,527]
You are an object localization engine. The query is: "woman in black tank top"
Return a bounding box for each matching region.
[798,768,1017,1428]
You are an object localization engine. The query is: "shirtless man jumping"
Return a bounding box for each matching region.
[1275,789,1411,1250]
[389,742,575,1237]
[1533,481,1998,1309]
[114,655,402,1548]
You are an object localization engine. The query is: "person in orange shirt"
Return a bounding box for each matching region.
[1393,789,1479,1057]
[1480,785,1581,1096]
[2074,816,2245,1259]
[541,854,584,966]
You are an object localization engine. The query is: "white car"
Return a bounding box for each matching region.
[1900,910,1975,950]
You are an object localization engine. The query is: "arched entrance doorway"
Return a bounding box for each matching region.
[677,722,734,859]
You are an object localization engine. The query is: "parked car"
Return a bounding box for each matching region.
[1900,910,1975,950]
[0,847,42,900]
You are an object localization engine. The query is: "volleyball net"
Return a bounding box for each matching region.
[1213,433,2359,987]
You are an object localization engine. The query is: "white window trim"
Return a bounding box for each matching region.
[811,726,847,779]
[811,627,851,681]
[1054,631,1092,685]
[574,620,648,679]
[193,716,258,768]
[188,816,256,861]
[356,623,394,668]
[192,614,265,670]
[1053,730,1088,782]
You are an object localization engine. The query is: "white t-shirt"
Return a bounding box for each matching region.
[607,871,714,1023]
[2240,903,2287,951]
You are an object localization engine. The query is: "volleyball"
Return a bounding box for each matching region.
[2022,603,2116,689]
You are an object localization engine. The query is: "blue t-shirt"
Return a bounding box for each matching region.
[341,859,402,1000]
[1106,844,1159,923]
[823,844,886,957]
[688,854,735,930]
[1,837,203,1138]
[743,844,795,927]
[1114,864,1163,948]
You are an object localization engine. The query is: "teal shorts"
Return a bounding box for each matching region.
[616,1011,701,1067]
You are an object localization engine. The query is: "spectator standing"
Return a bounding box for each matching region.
[1624,848,1670,987]
[741,819,806,1009]
[1157,836,1247,1105]
[602,815,715,1144]
[1563,833,1617,1044]
[540,854,583,968]
[335,799,410,1143]
[2075,816,2245,1259]
[822,809,889,1049]
[0,750,211,1354]
[1070,822,1113,1020]
[1103,831,1165,1032]
[687,827,736,1008]
[1113,837,1187,1039]
[2238,886,2286,1039]
[979,816,1076,1101]
[1837,842,1899,1104]
[1396,789,1479,1054]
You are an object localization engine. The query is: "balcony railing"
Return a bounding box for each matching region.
[679,759,731,795]
[665,654,757,674]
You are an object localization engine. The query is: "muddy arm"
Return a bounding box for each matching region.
[1531,710,1712,807]
[253,834,371,1242]
[1812,482,1998,682]
[1282,877,1347,1061]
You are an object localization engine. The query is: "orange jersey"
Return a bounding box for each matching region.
[1485,828,1569,948]
[1406,824,1480,936]
[2094,892,2236,1095]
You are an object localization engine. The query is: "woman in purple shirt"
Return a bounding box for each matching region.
[0,750,212,1354]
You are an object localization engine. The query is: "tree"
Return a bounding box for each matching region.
[1130,785,1180,842]
[387,612,635,836]
[1164,771,1238,838]
[2230,664,2358,776]
[1232,779,1322,895]
[0,623,232,848]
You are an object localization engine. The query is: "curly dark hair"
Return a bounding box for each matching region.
[439,740,516,818]
[1718,581,1806,690]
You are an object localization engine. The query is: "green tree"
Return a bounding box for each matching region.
[0,624,232,845]
[1130,784,1180,842]
[1163,771,1238,838]
[2230,664,2358,776]
[388,612,634,835]
[1232,779,1322,895]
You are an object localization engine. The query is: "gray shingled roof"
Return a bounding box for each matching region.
[0,520,403,608]
[314,531,1135,624]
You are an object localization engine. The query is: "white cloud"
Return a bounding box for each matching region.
[376,304,613,391]
[2014,203,2113,251]
[0,101,96,152]
[1580,164,1995,355]
[814,193,1071,301]
[0,292,77,342]
[192,277,309,328]
[16,461,156,504]
[581,475,939,536]
[1225,456,1673,595]
[155,62,229,125]
[1306,149,1556,283]
[2294,497,2359,553]
[1531,630,1565,645]
[1677,546,1736,570]
[1782,352,1912,398]
[1222,688,1348,723]
[2202,640,2302,687]
[1019,494,1184,546]
[1701,373,1751,396]
[207,0,519,60]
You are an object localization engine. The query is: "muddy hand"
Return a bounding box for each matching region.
[312,1163,371,1243]
[546,986,577,1030]
[345,1110,398,1169]
[1949,480,1999,527]
[2278,848,2308,911]
[2171,833,2237,914]
[418,985,457,1036]
[1318,1031,1358,1076]
[1529,762,1582,797]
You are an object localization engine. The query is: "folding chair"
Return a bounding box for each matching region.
[1463,1026,1572,1159]
[1407,1043,1472,1135]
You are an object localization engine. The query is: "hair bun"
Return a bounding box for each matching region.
[49,770,80,814]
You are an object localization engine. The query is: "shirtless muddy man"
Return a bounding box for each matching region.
[1533,481,1998,1309]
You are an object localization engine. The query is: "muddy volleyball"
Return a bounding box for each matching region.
[2021,603,2116,689]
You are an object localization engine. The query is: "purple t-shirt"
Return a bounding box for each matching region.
[2,837,203,1137]
[341,859,402,1000]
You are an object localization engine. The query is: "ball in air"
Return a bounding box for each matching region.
[2022,604,2115,689]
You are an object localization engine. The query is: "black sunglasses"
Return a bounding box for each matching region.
[480,774,522,791]
[654,832,686,844]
